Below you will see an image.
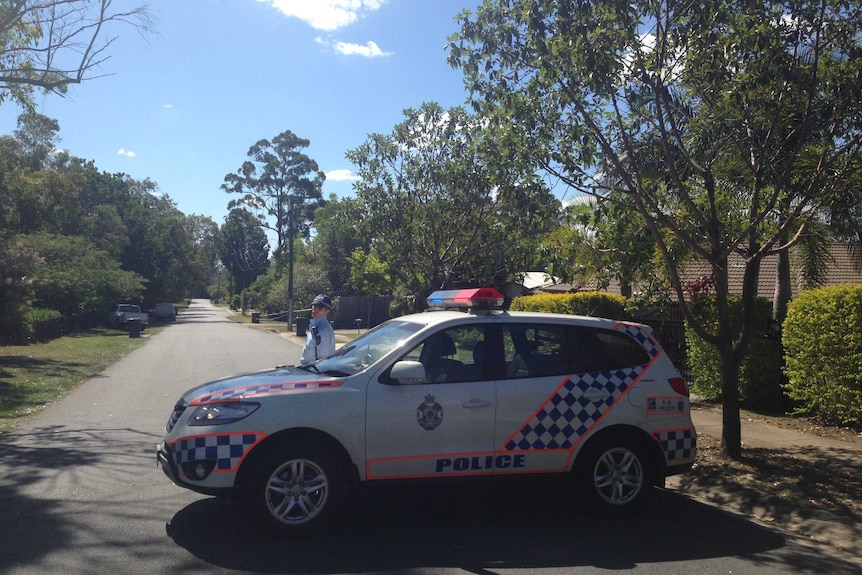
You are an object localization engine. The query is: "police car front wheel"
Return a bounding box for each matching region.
[245,443,345,535]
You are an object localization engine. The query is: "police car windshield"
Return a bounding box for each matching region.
[316,320,423,376]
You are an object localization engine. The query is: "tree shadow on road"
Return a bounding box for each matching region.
[0,424,165,571]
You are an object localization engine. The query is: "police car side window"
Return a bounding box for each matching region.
[571,327,650,372]
[409,326,490,383]
[593,329,650,368]
[503,325,570,379]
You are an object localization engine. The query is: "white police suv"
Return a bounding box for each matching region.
[157,288,696,534]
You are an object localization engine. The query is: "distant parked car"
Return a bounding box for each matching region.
[108,304,148,330]
[151,303,177,321]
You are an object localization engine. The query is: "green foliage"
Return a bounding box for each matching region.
[783,286,862,427]
[347,248,391,296]
[542,194,660,298]
[240,261,333,317]
[0,235,38,344]
[310,196,369,296]
[261,262,332,315]
[20,232,147,328]
[0,120,222,339]
[220,208,270,293]
[345,101,560,303]
[510,291,630,319]
[23,308,62,342]
[686,295,788,411]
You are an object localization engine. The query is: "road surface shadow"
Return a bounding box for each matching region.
[165,482,858,574]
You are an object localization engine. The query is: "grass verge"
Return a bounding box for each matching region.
[0,328,154,434]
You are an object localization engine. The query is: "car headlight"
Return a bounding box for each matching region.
[187,402,260,426]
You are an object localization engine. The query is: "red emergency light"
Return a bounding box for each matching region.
[426,288,505,310]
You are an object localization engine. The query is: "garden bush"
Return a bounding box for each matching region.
[510,291,630,319]
[686,295,788,412]
[783,285,862,427]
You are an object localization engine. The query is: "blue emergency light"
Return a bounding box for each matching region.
[426,287,505,310]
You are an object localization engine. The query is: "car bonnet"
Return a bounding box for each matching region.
[182,367,343,406]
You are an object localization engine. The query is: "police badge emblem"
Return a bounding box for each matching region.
[417,393,443,430]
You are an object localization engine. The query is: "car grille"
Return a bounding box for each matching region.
[166,399,187,432]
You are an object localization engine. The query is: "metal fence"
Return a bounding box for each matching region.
[331,296,392,330]
[630,303,689,379]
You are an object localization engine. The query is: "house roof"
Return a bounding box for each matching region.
[677,243,862,298]
[536,243,862,298]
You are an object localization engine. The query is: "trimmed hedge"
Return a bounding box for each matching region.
[686,295,788,412]
[510,291,631,319]
[783,285,862,427]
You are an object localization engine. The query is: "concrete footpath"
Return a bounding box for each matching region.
[672,406,862,561]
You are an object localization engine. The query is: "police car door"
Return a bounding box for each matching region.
[494,322,577,475]
[365,324,497,480]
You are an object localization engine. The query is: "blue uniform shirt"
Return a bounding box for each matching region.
[300,317,336,365]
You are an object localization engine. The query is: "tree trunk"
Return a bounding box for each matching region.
[718,345,743,459]
[713,255,744,459]
[773,244,792,323]
[619,278,633,299]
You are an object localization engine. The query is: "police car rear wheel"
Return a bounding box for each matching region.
[247,443,344,535]
[578,438,651,514]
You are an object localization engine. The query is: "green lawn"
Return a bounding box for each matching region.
[0,328,154,434]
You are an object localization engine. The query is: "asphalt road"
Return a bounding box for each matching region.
[1,299,859,575]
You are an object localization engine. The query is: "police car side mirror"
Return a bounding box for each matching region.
[390,361,425,384]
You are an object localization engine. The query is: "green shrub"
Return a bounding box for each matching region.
[23,308,63,342]
[510,291,630,319]
[686,295,788,411]
[783,285,862,427]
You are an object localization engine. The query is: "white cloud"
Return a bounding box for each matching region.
[258,0,386,31]
[331,39,391,58]
[325,168,359,181]
[117,149,136,158]
[163,103,173,109]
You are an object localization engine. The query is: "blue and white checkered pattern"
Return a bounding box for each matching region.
[617,322,660,359]
[172,432,264,474]
[501,323,662,453]
[502,366,644,451]
[654,428,697,462]
[195,380,341,403]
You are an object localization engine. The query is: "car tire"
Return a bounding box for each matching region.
[576,434,654,516]
[244,441,345,536]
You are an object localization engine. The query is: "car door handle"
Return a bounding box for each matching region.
[462,399,492,409]
[583,388,611,400]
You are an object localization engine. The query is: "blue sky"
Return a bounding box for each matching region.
[0,0,485,225]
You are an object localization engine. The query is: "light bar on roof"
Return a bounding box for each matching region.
[426,287,505,310]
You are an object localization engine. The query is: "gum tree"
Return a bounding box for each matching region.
[221,130,325,322]
[448,0,862,457]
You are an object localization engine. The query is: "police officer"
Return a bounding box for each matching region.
[300,294,336,365]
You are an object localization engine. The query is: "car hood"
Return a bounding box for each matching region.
[182,366,344,406]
